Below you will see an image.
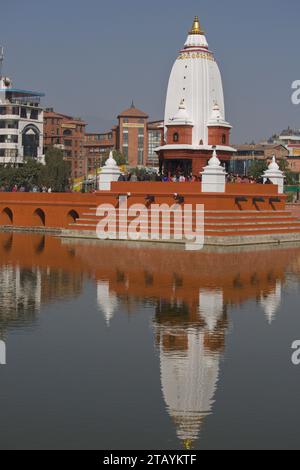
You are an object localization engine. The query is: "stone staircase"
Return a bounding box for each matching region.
[66,207,300,245]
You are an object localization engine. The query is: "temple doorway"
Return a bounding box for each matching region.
[163,159,192,177]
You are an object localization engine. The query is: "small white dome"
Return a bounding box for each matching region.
[207,103,231,128]
[168,100,193,126]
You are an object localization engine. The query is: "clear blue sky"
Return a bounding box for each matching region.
[1,0,299,142]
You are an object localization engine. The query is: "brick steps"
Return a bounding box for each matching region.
[69,207,300,240]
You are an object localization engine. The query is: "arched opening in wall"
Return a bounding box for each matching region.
[0,207,13,226]
[222,134,227,145]
[67,210,79,224]
[33,208,46,227]
[173,132,179,143]
[22,124,40,159]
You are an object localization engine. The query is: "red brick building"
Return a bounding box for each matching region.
[84,131,116,175]
[116,102,148,167]
[84,104,163,170]
[44,109,86,179]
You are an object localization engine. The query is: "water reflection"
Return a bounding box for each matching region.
[0,233,83,334]
[154,298,227,449]
[1,232,300,448]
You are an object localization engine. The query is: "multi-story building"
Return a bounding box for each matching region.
[231,143,289,175]
[265,129,300,181]
[147,120,164,167]
[84,131,115,176]
[89,106,163,169]
[44,109,86,179]
[116,103,148,167]
[0,47,45,166]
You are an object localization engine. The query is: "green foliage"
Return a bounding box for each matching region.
[0,159,43,190]
[277,159,294,185]
[0,147,71,192]
[248,158,295,185]
[40,147,71,192]
[247,160,268,179]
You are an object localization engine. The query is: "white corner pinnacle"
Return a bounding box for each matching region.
[201,148,227,193]
[105,150,117,167]
[207,149,221,167]
[263,155,285,194]
[98,150,121,190]
[169,99,193,126]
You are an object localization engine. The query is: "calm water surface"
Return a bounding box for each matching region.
[0,232,300,450]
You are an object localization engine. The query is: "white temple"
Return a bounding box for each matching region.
[164,16,232,149]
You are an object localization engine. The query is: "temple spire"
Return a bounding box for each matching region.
[189,16,204,35]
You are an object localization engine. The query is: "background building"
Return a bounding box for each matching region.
[147,120,164,167]
[267,129,300,180]
[84,104,163,171]
[116,102,148,167]
[84,131,115,176]
[0,47,44,166]
[44,109,86,179]
[231,143,288,175]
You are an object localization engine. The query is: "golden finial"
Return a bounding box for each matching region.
[189,16,204,35]
[183,439,193,450]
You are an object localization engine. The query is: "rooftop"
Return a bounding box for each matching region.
[118,101,148,119]
[1,88,45,98]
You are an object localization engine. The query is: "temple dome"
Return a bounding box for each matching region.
[164,16,229,147]
[168,100,193,126]
[207,103,232,128]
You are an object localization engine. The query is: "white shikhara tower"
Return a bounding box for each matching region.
[157,17,234,175]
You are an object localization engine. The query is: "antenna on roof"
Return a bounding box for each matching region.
[0,46,4,77]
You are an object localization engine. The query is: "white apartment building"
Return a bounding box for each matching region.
[0,47,45,165]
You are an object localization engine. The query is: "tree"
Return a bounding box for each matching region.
[248,158,295,185]
[278,159,295,185]
[248,160,267,179]
[39,147,71,192]
[0,159,43,190]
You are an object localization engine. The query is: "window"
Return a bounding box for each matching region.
[64,140,72,146]
[123,129,129,145]
[30,109,38,120]
[222,134,226,144]
[138,128,144,165]
[63,129,72,136]
[173,132,179,143]
[21,108,27,119]
[0,135,18,143]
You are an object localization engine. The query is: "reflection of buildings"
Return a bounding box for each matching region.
[97,280,118,326]
[260,281,282,324]
[0,265,41,326]
[0,233,84,334]
[154,293,227,449]
[2,232,300,447]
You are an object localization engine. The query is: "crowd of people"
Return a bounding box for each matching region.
[0,184,54,193]
[118,172,273,184]
[0,172,273,192]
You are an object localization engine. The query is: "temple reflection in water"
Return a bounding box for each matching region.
[1,232,300,448]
